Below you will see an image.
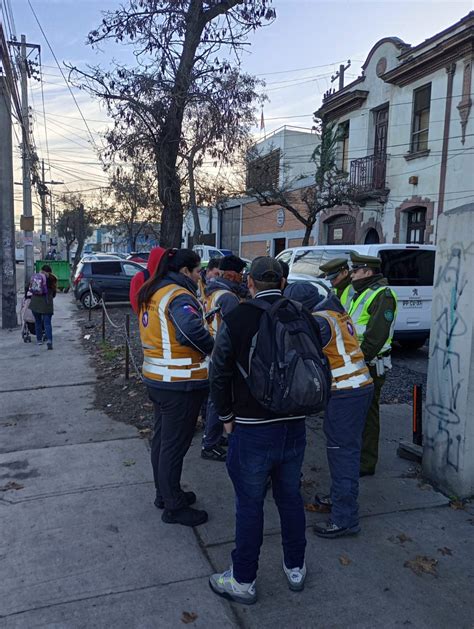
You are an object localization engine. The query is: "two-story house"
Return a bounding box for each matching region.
[315,11,473,245]
[217,126,320,258]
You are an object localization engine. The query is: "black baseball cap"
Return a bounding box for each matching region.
[249,256,283,282]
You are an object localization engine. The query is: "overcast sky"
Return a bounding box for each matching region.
[7,0,472,222]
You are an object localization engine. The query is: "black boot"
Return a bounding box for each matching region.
[154,491,196,510]
[162,506,208,527]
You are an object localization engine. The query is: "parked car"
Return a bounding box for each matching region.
[192,245,251,267]
[287,273,331,300]
[73,259,144,308]
[80,253,122,263]
[276,244,436,349]
[127,251,150,264]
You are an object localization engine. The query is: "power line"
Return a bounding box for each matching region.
[27,0,99,151]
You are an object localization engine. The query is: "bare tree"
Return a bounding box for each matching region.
[247,121,355,246]
[56,196,99,268]
[103,164,161,251]
[69,0,275,248]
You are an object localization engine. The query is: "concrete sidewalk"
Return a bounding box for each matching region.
[0,294,234,628]
[1,294,473,628]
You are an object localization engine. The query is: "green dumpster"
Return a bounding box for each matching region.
[34,260,72,291]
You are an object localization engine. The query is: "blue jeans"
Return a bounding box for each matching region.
[324,385,374,528]
[226,421,307,583]
[202,398,223,449]
[33,312,53,344]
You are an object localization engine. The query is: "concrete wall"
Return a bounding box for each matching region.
[424,203,474,498]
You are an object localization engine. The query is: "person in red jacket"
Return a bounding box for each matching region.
[130,247,166,314]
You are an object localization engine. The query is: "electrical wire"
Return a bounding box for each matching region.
[27,0,100,151]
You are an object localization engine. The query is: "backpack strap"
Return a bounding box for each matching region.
[143,268,150,282]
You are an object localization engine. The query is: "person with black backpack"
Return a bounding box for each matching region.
[208,256,331,605]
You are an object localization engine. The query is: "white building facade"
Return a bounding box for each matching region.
[315,12,473,245]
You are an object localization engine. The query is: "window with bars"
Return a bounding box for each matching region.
[338,121,350,173]
[411,84,431,153]
[406,208,426,244]
[246,149,281,192]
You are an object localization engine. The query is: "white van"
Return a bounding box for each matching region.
[276,244,436,349]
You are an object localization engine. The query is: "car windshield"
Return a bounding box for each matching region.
[379,249,435,286]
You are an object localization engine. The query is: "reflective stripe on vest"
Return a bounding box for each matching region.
[348,286,398,355]
[205,289,229,337]
[339,284,355,309]
[315,310,372,391]
[139,284,209,383]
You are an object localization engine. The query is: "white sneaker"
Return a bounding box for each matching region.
[209,567,257,605]
[282,560,307,591]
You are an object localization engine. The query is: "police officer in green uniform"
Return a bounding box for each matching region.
[348,253,397,476]
[320,258,354,309]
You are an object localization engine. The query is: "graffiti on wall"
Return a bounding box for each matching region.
[425,239,473,471]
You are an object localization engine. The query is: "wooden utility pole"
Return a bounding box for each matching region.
[40,159,47,259]
[0,76,18,328]
[331,60,351,91]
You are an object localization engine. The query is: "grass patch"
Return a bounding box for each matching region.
[100,341,123,361]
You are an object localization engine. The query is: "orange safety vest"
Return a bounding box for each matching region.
[139,284,209,383]
[204,289,230,338]
[314,309,372,391]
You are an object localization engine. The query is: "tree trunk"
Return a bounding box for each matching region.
[187,157,201,244]
[157,2,205,248]
[302,222,314,246]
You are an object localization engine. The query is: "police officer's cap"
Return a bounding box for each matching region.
[350,252,382,271]
[250,256,283,282]
[319,257,349,280]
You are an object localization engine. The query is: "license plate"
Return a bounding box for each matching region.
[402,300,422,308]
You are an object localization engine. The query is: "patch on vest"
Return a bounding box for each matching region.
[183,304,198,316]
[141,311,149,327]
[384,310,394,322]
[346,321,355,336]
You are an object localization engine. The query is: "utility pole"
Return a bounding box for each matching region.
[39,159,63,258]
[331,60,351,91]
[0,76,18,328]
[20,35,35,287]
[40,159,47,258]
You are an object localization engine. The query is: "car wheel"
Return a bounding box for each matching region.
[81,290,100,309]
[399,338,427,351]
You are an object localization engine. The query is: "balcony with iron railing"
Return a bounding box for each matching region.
[349,154,389,200]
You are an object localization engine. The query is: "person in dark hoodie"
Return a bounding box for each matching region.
[201,255,247,461]
[137,249,214,527]
[285,282,374,538]
[130,247,166,314]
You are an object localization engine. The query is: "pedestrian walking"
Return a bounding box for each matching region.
[137,248,214,527]
[319,258,354,308]
[29,264,57,350]
[348,253,397,476]
[201,255,246,462]
[285,282,374,538]
[129,247,166,314]
[209,257,330,604]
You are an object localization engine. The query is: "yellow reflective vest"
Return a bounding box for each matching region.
[348,286,398,356]
[139,284,209,383]
[314,309,373,391]
[339,284,355,309]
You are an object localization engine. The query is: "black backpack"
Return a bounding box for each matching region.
[237,298,331,416]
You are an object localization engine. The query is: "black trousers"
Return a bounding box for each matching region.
[147,386,207,511]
